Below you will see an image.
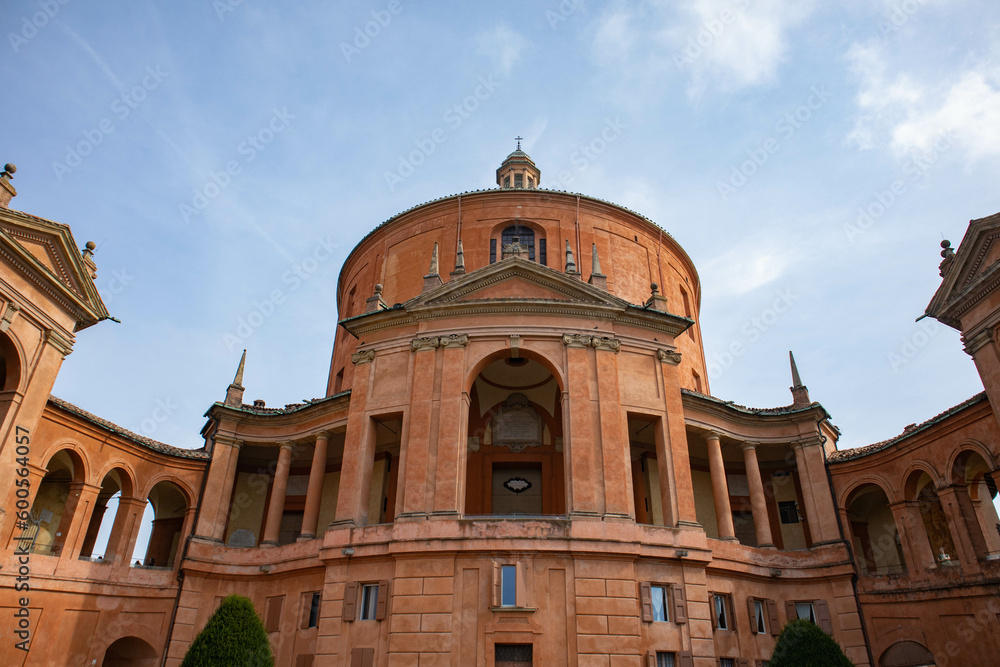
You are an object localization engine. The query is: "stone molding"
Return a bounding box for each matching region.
[561,333,621,352]
[351,349,375,364]
[657,348,682,365]
[963,327,993,356]
[411,336,441,352]
[45,328,74,357]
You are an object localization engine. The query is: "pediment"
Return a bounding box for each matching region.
[0,209,109,329]
[926,212,1000,328]
[414,257,630,309]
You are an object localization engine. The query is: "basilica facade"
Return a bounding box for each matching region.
[0,153,998,667]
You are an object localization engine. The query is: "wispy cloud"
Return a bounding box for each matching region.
[475,24,528,77]
[846,40,1000,161]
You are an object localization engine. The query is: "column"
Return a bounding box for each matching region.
[741,442,774,548]
[796,439,841,544]
[657,350,697,527]
[890,501,934,576]
[936,485,981,570]
[194,437,243,541]
[299,431,330,540]
[110,497,153,570]
[706,432,736,541]
[261,442,294,547]
[398,336,439,518]
[563,335,601,516]
[58,482,102,562]
[432,334,469,516]
[593,336,630,518]
[334,349,376,526]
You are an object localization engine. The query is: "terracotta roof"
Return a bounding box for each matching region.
[214,390,351,416]
[827,392,988,462]
[680,388,821,415]
[49,395,210,460]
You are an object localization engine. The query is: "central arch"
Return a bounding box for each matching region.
[102,636,158,667]
[465,354,565,516]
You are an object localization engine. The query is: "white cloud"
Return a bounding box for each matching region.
[846,40,1000,161]
[475,24,528,77]
[664,0,817,95]
[702,240,795,298]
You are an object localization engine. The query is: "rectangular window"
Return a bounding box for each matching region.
[753,599,766,634]
[504,176,511,188]
[651,585,668,622]
[527,177,534,188]
[490,238,497,264]
[720,659,735,667]
[514,174,523,188]
[307,592,321,629]
[711,593,731,631]
[501,565,517,607]
[778,500,799,524]
[795,601,815,623]
[360,584,379,620]
[656,653,675,667]
[539,238,547,266]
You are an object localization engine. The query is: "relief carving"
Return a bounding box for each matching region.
[562,333,592,348]
[410,336,441,352]
[657,348,682,365]
[351,349,375,364]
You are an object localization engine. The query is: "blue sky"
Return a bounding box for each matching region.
[4,0,999,457]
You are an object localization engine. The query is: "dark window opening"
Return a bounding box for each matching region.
[307,592,321,628]
[490,238,497,264]
[503,176,511,189]
[496,644,532,667]
[501,226,536,261]
[539,238,546,266]
[514,174,523,188]
[779,500,800,524]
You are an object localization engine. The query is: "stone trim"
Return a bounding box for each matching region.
[562,333,591,348]
[657,348,682,365]
[438,333,469,348]
[351,349,375,364]
[590,336,621,353]
[45,328,74,357]
[962,327,992,356]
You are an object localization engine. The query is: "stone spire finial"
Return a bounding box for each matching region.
[451,239,466,277]
[789,351,811,407]
[939,239,956,277]
[423,242,443,292]
[564,240,579,277]
[80,241,98,278]
[644,283,668,312]
[225,350,247,407]
[365,283,388,313]
[0,163,17,209]
[588,243,607,290]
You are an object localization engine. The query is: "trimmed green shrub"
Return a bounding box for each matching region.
[181,594,274,667]
[769,619,854,667]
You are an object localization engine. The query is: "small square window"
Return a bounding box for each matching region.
[501,564,517,607]
[720,659,735,667]
[651,585,669,622]
[360,584,379,620]
[778,500,800,524]
[655,651,675,667]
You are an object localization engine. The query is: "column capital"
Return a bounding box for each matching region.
[590,335,621,353]
[704,431,722,443]
[214,435,244,450]
[792,436,823,450]
[657,348,682,365]
[277,441,295,452]
[45,328,74,357]
[963,327,993,356]
[314,430,331,441]
[411,336,440,352]
[438,333,469,348]
[352,349,375,364]
[562,333,592,348]
[740,441,760,452]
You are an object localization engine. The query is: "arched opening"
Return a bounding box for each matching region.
[951,449,1000,558]
[102,636,158,667]
[465,356,564,516]
[28,449,85,556]
[490,222,547,266]
[0,330,21,392]
[79,468,133,562]
[847,484,906,574]
[879,640,935,667]
[906,471,957,565]
[136,481,187,567]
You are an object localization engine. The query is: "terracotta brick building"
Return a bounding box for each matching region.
[0,153,998,666]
